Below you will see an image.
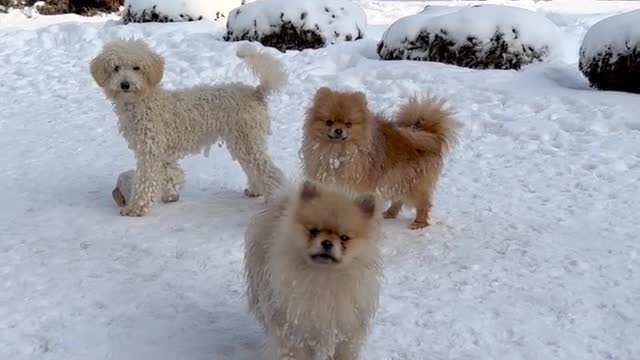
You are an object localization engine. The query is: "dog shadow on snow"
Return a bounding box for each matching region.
[104,295,265,360]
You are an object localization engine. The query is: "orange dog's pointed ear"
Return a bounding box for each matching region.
[353,91,368,107]
[300,180,320,201]
[314,86,333,100]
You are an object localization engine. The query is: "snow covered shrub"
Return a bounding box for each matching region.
[122,0,241,23]
[377,5,562,70]
[28,0,122,15]
[579,10,640,93]
[224,0,366,52]
[0,0,14,13]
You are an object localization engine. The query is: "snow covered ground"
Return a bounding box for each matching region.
[1,1,639,359]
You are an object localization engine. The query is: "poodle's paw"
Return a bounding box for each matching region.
[112,188,127,207]
[382,210,399,219]
[161,194,180,203]
[120,206,147,217]
[244,188,261,198]
[408,220,429,230]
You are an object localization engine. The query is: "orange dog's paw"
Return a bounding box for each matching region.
[408,220,429,230]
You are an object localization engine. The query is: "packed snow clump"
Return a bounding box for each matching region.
[224,0,366,52]
[122,0,243,23]
[377,5,562,70]
[579,9,640,93]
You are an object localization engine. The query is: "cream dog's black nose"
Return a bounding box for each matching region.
[321,240,333,251]
[120,81,130,90]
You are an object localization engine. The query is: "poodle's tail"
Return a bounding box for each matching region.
[394,96,459,156]
[237,43,287,97]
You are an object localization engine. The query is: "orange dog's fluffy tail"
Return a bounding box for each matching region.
[394,96,458,156]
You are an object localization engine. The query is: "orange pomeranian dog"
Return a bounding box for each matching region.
[301,87,457,229]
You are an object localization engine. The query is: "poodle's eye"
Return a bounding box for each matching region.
[133,66,140,71]
[309,228,320,237]
[114,65,120,73]
[340,235,350,242]
[345,122,352,128]
[326,120,334,126]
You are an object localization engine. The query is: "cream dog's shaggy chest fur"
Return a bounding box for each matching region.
[91,39,286,216]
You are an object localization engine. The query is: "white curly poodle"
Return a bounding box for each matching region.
[90,39,286,217]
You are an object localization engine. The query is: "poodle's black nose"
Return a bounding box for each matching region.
[334,128,343,136]
[321,240,333,251]
[120,81,130,91]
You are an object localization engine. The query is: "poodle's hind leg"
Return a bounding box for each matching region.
[161,161,184,203]
[228,137,285,199]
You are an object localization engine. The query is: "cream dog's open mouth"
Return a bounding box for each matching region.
[310,253,339,264]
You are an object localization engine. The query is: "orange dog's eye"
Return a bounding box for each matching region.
[114,65,120,72]
[326,120,334,126]
[340,235,350,241]
[345,122,352,128]
[309,228,320,237]
[133,66,140,71]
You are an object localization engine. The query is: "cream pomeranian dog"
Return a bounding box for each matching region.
[244,179,382,360]
[301,87,458,229]
[90,39,286,216]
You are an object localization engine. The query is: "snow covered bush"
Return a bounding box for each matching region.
[579,10,640,93]
[224,0,366,52]
[122,0,242,23]
[377,5,562,70]
[25,0,122,15]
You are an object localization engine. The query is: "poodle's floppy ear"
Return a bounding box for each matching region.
[90,51,110,88]
[143,48,165,88]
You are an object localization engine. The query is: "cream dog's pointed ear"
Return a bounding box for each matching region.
[354,193,378,219]
[144,48,165,88]
[300,179,321,201]
[90,51,110,88]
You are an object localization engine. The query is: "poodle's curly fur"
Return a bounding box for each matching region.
[91,39,286,216]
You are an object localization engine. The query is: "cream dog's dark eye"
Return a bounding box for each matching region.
[114,65,120,72]
[309,228,319,237]
[340,235,350,241]
[326,120,333,126]
[133,66,140,71]
[345,122,352,128]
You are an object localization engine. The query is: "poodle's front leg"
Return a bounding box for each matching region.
[161,161,184,203]
[120,158,162,217]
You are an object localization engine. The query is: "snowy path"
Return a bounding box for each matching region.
[1,1,639,359]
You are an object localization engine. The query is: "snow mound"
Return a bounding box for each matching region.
[224,0,366,52]
[377,5,562,70]
[579,9,640,93]
[122,0,242,23]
